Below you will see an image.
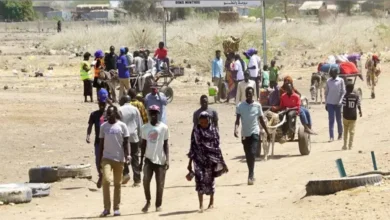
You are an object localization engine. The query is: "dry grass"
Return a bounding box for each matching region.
[40,16,390,73]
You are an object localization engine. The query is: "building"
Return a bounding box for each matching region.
[88,10,115,21]
[33,6,55,17]
[73,4,127,21]
[47,11,72,21]
[299,1,326,15]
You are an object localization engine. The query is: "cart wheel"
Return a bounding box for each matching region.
[160,86,174,103]
[356,88,363,100]
[298,126,311,155]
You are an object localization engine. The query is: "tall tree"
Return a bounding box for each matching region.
[0,0,35,21]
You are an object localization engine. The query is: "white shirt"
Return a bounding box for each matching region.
[99,121,130,162]
[253,54,261,70]
[248,56,259,78]
[234,60,244,81]
[236,79,256,104]
[141,122,169,165]
[119,104,143,143]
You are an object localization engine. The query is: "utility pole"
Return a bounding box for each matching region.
[261,0,267,65]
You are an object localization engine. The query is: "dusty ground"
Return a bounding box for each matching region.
[1,31,390,220]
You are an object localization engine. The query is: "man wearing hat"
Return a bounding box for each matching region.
[117,47,131,100]
[145,84,168,124]
[140,105,170,213]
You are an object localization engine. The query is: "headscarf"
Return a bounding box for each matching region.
[372,55,380,62]
[280,76,299,97]
[94,50,104,59]
[188,111,225,168]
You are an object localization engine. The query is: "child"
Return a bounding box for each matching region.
[80,52,93,102]
[341,83,362,150]
[269,60,279,89]
[262,65,270,88]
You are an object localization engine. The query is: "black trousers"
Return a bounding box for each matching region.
[123,142,141,183]
[242,134,260,179]
[250,77,260,99]
[143,158,166,208]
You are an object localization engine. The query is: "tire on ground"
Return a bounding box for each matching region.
[160,86,174,103]
[305,174,382,196]
[29,166,59,183]
[0,185,32,204]
[0,184,50,198]
[57,164,92,179]
[298,126,311,155]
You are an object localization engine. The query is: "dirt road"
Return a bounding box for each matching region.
[1,35,390,220]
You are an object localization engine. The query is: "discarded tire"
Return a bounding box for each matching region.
[306,174,382,196]
[0,184,50,198]
[0,185,32,204]
[57,164,92,179]
[29,166,59,183]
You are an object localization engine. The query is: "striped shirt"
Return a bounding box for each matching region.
[342,93,361,120]
[130,99,148,124]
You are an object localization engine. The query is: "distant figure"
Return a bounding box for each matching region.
[57,20,61,33]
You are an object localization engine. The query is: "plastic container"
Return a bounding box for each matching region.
[259,89,270,106]
[208,87,218,97]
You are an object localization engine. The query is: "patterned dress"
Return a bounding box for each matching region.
[188,124,226,195]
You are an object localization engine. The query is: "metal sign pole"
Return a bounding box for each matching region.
[261,0,267,65]
[163,8,167,46]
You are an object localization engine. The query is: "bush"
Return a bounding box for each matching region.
[0,0,35,21]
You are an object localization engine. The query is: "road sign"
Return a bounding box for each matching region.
[161,1,262,8]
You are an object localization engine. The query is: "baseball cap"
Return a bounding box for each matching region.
[148,105,160,112]
[120,47,126,54]
[98,88,108,103]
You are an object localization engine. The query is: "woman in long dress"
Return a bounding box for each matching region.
[187,111,228,212]
[224,52,236,102]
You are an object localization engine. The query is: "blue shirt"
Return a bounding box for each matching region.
[117,55,130,79]
[236,101,263,137]
[325,77,346,105]
[145,92,168,124]
[212,58,223,78]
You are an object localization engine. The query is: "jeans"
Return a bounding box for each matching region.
[327,104,343,139]
[250,77,260,99]
[101,158,124,211]
[94,143,102,178]
[123,142,141,183]
[143,158,167,208]
[241,134,260,179]
[299,107,312,128]
[156,58,170,72]
[343,119,356,148]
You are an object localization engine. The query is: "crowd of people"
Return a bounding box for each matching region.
[81,44,375,216]
[79,42,170,103]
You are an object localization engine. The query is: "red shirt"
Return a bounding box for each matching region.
[280,92,301,114]
[154,48,168,59]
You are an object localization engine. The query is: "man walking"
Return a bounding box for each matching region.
[342,83,362,150]
[325,67,346,142]
[247,48,260,99]
[119,95,143,187]
[98,106,130,217]
[117,47,131,100]
[234,87,270,185]
[128,88,149,124]
[212,50,224,103]
[193,95,219,128]
[141,105,169,213]
[145,84,168,124]
[236,71,256,105]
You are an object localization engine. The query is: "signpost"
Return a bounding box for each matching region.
[161,0,267,64]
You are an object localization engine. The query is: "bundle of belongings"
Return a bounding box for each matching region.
[222,36,241,54]
[317,54,360,75]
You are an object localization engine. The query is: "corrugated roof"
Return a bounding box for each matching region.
[299,1,324,11]
[76,4,110,9]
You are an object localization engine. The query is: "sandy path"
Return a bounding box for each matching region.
[1,57,390,220]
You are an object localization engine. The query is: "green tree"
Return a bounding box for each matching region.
[121,0,156,20]
[0,0,35,21]
[336,0,354,16]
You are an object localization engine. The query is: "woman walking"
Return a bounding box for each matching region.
[93,50,105,98]
[187,111,228,213]
[225,52,236,103]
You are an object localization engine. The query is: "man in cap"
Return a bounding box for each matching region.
[105,46,118,72]
[145,84,168,124]
[140,105,169,213]
[325,67,346,142]
[117,47,131,100]
[247,48,260,99]
[86,94,108,189]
